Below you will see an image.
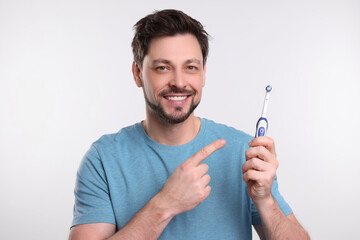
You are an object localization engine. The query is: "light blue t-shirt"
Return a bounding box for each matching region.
[72,118,292,239]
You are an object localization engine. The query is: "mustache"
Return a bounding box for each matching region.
[160,88,195,96]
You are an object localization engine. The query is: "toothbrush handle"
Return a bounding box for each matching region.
[255,117,268,137]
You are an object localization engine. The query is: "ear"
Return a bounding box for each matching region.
[202,63,207,87]
[132,61,143,87]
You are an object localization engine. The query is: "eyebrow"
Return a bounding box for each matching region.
[151,58,202,66]
[185,58,202,65]
[151,58,171,65]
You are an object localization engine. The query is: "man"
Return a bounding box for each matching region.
[69,9,309,240]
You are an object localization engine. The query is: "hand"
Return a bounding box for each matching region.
[242,136,279,204]
[157,139,226,216]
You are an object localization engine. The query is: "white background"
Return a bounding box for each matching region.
[1,0,359,239]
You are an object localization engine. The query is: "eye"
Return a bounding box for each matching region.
[187,66,197,70]
[156,66,168,71]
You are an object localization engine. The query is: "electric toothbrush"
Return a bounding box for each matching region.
[255,85,272,137]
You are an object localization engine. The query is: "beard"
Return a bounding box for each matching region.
[143,88,200,124]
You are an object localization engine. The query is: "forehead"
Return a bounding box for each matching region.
[145,33,203,64]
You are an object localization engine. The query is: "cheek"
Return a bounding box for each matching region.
[143,82,157,98]
[194,78,205,93]
[143,76,165,99]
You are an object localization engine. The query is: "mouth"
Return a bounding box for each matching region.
[163,94,192,105]
[164,95,189,101]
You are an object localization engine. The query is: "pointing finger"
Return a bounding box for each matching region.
[189,139,226,166]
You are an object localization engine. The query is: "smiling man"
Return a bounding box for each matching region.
[139,34,204,124]
[69,9,309,240]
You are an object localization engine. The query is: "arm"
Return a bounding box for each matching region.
[254,211,309,240]
[69,139,226,240]
[243,137,310,240]
[69,194,173,240]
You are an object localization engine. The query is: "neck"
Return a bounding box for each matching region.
[142,111,201,146]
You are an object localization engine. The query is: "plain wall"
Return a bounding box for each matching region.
[1,0,359,239]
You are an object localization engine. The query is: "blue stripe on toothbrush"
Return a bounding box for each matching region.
[255,117,268,137]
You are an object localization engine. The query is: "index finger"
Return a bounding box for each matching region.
[189,139,226,166]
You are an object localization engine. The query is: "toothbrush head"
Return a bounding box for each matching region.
[266,85,272,93]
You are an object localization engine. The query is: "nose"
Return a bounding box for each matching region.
[169,69,187,89]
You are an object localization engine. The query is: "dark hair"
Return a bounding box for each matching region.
[131,9,209,67]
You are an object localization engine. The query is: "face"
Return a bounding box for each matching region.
[133,33,206,124]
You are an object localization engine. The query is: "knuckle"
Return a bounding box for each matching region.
[190,172,199,182]
[199,189,208,202]
[194,182,201,192]
[201,163,209,172]
[205,174,211,182]
[247,160,255,170]
[245,148,251,156]
[252,158,259,167]
[200,147,209,158]
[180,162,191,172]
[243,172,248,182]
[259,145,267,152]
[242,163,247,173]
[257,180,264,187]
[248,147,255,155]
[200,189,206,198]
[246,148,255,159]
[204,163,209,169]
[256,146,264,155]
[179,164,186,172]
[198,193,205,202]
[207,186,212,194]
[243,160,252,172]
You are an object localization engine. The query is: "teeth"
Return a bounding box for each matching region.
[167,96,187,101]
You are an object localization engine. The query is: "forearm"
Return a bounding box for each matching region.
[108,194,174,240]
[255,196,310,240]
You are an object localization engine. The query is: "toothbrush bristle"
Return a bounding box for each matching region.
[266,85,272,92]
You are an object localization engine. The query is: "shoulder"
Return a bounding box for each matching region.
[92,122,143,149]
[77,123,142,175]
[82,122,144,164]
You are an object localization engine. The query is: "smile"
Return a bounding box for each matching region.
[165,95,188,101]
[163,94,192,106]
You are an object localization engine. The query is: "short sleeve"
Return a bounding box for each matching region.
[251,175,293,226]
[71,144,116,228]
